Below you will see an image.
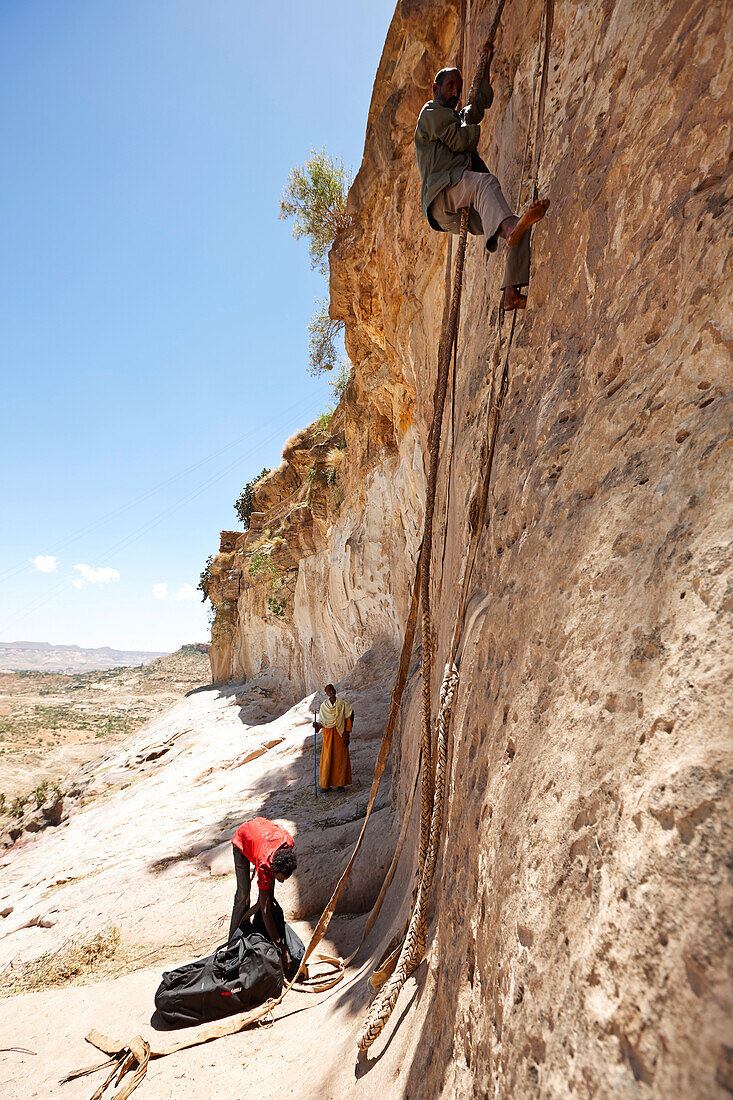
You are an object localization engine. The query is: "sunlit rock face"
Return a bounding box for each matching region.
[208,0,732,1093]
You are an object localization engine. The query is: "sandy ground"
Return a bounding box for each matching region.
[0,646,429,1098]
[0,941,430,1099]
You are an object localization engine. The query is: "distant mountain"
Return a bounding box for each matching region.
[0,640,170,673]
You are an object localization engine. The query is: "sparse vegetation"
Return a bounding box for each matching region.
[0,649,211,806]
[248,550,279,582]
[329,360,352,402]
[33,780,49,808]
[249,550,289,619]
[0,926,121,997]
[279,148,352,276]
[306,463,319,507]
[308,299,344,376]
[311,409,334,441]
[198,555,213,602]
[0,704,147,744]
[303,422,347,508]
[280,148,354,387]
[234,468,271,529]
[267,593,287,619]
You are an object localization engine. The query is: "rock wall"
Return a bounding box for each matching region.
[207,413,425,693]
[208,0,732,1094]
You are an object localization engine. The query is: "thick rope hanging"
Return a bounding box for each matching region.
[358,0,553,1052]
[416,0,509,944]
[418,206,469,877]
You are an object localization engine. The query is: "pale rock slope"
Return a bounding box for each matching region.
[0,647,426,1098]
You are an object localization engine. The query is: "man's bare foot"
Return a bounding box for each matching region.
[503,285,527,310]
[506,199,550,248]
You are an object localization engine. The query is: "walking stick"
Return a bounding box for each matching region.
[313,722,318,799]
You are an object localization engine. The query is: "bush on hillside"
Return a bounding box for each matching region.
[249,550,288,619]
[329,360,352,402]
[308,298,344,376]
[234,468,271,529]
[311,408,334,442]
[198,555,213,603]
[279,148,352,276]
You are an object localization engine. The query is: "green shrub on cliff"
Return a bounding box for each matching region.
[249,550,288,619]
[234,468,271,529]
[279,148,352,275]
[280,149,353,382]
[308,299,344,376]
[311,408,334,440]
[198,555,213,603]
[329,360,352,402]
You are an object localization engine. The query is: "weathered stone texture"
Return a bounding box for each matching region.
[210,0,732,1094]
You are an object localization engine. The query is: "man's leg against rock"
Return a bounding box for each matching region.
[229,848,252,939]
[457,172,531,299]
[501,230,531,290]
[458,171,514,253]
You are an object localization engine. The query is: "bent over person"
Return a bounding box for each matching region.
[414,46,548,310]
[229,816,296,966]
[314,682,353,792]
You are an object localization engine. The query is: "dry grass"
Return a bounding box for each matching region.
[325,446,347,476]
[246,528,272,554]
[0,925,122,997]
[282,427,312,459]
[0,926,215,999]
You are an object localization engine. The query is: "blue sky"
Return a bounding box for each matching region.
[0,0,396,652]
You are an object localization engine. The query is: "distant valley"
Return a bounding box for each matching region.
[0,644,211,804]
[0,640,171,673]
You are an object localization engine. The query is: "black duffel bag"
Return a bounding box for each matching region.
[154,901,306,1028]
[247,897,305,982]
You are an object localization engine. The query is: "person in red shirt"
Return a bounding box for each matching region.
[229,817,297,963]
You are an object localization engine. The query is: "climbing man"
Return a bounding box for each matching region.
[229,816,297,967]
[414,46,549,309]
[313,682,354,792]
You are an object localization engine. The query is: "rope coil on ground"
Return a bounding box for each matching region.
[292,953,345,993]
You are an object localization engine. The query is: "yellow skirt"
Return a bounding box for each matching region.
[319,726,352,789]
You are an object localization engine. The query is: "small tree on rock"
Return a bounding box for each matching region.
[279,148,352,276]
[308,298,344,376]
[234,468,271,529]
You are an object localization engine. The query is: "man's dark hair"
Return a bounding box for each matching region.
[272,847,297,878]
[434,67,462,88]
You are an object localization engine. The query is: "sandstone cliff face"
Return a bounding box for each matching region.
[207,408,424,692]
[209,0,732,1094]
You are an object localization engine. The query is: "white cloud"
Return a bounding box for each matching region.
[152,583,168,601]
[30,554,58,573]
[173,583,197,601]
[73,579,85,590]
[74,564,121,586]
